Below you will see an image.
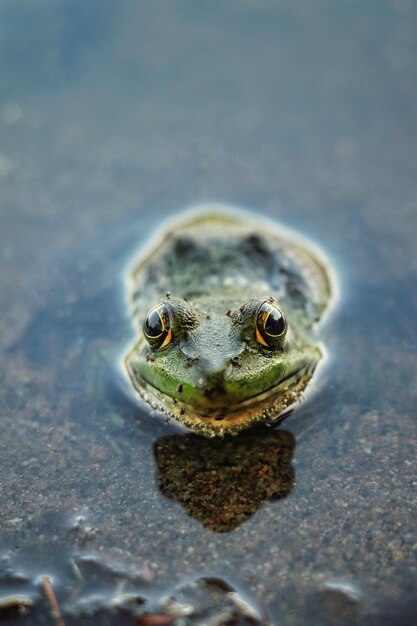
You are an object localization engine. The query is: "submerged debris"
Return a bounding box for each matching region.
[134,577,266,626]
[0,554,267,625]
[0,594,33,613]
[40,576,66,626]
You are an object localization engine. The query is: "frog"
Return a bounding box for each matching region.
[124,206,334,437]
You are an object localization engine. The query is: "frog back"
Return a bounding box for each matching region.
[128,210,332,327]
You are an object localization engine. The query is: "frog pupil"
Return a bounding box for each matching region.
[145,308,164,338]
[255,301,287,349]
[264,307,285,337]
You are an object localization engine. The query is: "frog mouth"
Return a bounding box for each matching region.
[204,361,316,413]
[197,361,310,405]
[136,362,315,437]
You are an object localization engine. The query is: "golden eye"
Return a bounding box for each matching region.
[143,303,172,351]
[255,301,287,350]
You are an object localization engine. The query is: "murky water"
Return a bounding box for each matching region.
[1,1,416,625]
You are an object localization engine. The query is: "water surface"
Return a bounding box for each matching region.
[1,1,416,624]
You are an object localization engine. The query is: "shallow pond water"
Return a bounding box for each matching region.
[1,1,416,625]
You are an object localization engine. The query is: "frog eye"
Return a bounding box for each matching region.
[255,301,287,350]
[143,303,173,351]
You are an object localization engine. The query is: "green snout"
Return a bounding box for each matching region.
[127,337,320,412]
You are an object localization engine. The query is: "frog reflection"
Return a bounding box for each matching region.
[153,427,295,533]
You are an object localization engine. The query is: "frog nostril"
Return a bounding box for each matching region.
[185,354,200,367]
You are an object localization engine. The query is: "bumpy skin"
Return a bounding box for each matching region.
[125,210,332,436]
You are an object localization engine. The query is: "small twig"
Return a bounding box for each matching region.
[69,558,84,582]
[40,576,66,626]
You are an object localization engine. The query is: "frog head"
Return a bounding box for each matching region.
[125,295,321,435]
